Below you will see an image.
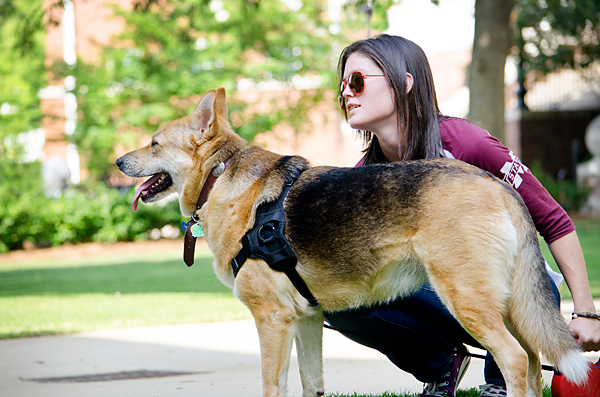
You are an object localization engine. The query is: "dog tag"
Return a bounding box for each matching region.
[181,221,190,232]
[191,223,204,238]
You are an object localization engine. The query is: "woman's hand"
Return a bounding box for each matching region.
[569,316,600,351]
[549,231,600,350]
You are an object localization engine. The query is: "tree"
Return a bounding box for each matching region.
[468,0,516,143]
[0,0,353,250]
[469,0,600,143]
[339,0,397,37]
[51,0,343,180]
[515,0,600,95]
[0,0,46,160]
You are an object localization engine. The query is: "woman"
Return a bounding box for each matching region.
[327,34,600,397]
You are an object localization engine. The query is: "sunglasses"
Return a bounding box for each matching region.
[339,71,385,104]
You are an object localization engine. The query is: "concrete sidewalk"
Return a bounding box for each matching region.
[1,302,598,397]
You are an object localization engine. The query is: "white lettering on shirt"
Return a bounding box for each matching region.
[500,151,529,189]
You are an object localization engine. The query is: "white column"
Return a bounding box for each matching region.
[63,0,80,184]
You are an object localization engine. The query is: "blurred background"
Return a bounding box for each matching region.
[1,0,599,251]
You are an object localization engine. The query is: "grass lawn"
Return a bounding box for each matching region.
[0,245,251,338]
[1,218,599,339]
[541,217,600,299]
[329,388,553,397]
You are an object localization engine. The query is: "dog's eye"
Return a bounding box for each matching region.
[151,141,158,147]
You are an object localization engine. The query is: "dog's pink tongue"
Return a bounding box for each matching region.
[132,174,162,211]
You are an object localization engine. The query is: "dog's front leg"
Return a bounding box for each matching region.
[295,311,325,397]
[234,260,297,397]
[254,309,295,397]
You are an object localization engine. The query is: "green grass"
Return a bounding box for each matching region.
[329,386,553,397]
[0,246,251,338]
[0,218,599,339]
[541,218,600,299]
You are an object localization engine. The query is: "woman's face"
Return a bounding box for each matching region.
[341,53,397,136]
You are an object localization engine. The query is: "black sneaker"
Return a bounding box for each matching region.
[419,349,471,397]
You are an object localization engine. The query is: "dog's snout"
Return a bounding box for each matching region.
[116,156,125,169]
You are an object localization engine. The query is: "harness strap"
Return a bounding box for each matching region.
[231,169,319,307]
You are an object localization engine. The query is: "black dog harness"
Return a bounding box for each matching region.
[231,170,319,307]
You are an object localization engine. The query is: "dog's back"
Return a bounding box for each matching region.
[285,158,519,308]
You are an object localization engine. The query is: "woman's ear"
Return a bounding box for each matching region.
[406,73,414,94]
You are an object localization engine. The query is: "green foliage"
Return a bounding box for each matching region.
[61,0,343,179]
[0,158,183,253]
[0,0,46,146]
[530,160,593,213]
[0,0,402,252]
[515,0,600,75]
[341,0,398,33]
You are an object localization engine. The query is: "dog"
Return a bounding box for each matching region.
[116,88,589,397]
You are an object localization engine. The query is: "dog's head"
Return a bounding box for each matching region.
[116,87,245,216]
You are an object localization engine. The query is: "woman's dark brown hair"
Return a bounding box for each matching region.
[338,34,443,164]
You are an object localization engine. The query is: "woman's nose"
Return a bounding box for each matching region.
[342,83,354,99]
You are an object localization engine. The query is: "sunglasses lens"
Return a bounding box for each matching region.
[348,72,365,93]
[338,81,346,106]
[339,72,367,105]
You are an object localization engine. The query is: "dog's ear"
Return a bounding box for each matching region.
[189,90,216,134]
[215,87,228,119]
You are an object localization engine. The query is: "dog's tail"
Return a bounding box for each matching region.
[508,193,590,385]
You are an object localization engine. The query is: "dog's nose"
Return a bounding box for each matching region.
[116,156,124,168]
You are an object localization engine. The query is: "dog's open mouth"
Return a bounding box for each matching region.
[132,172,173,211]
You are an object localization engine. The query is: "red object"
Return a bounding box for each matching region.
[551,360,600,397]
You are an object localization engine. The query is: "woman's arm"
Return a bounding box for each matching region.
[548,231,600,351]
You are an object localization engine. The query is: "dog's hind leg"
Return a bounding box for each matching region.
[426,275,531,397]
[483,337,529,397]
[295,311,325,397]
[506,323,543,397]
[526,347,543,397]
[451,301,531,396]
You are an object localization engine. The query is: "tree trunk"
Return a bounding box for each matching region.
[469,0,515,143]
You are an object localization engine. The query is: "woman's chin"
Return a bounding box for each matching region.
[348,118,364,131]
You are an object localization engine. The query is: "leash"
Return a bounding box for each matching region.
[183,153,236,267]
[322,322,559,373]
[459,350,558,374]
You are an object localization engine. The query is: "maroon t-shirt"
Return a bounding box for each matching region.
[439,117,574,244]
[356,117,575,244]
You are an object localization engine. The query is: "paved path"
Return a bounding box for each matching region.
[1,301,599,397]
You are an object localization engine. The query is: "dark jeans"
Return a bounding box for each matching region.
[324,282,561,385]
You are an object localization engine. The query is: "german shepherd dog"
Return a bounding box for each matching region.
[116,88,589,397]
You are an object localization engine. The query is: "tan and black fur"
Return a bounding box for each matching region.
[117,88,589,397]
